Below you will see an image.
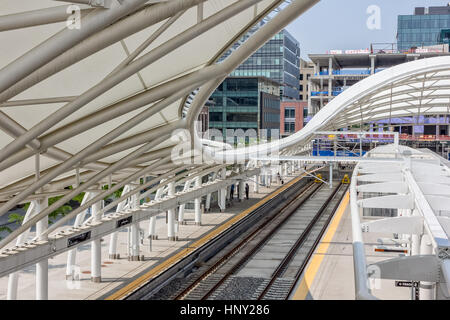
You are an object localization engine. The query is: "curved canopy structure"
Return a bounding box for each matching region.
[0,0,319,253]
[1,1,450,301]
[0,0,316,203]
[203,55,450,162]
[1,0,450,244]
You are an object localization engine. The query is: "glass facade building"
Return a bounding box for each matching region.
[398,6,450,52]
[229,30,300,100]
[208,77,280,139]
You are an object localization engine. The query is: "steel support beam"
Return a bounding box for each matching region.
[0,169,260,277]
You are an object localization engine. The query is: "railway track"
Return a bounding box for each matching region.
[166,179,348,301]
[258,182,348,300]
[172,181,321,300]
[124,171,322,300]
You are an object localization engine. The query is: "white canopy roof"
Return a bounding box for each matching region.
[1,0,450,209]
[0,0,292,193]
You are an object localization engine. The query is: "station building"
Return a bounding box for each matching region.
[280,100,308,138]
[229,29,301,101]
[398,4,450,52]
[299,58,314,102]
[208,77,281,141]
[305,51,450,152]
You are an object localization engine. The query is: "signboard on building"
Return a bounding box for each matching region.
[414,44,449,53]
[395,281,420,300]
[395,281,417,288]
[328,49,371,55]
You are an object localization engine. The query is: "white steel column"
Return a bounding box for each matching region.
[419,234,435,300]
[167,182,177,241]
[219,168,226,212]
[7,201,37,300]
[129,223,140,260]
[149,186,164,240]
[109,184,130,259]
[129,185,141,260]
[178,179,191,225]
[148,215,157,240]
[253,175,259,193]
[205,173,215,212]
[266,169,271,187]
[194,176,202,226]
[238,165,245,201]
[329,163,333,188]
[410,209,421,256]
[108,185,130,259]
[66,192,92,278]
[90,195,102,282]
[36,197,49,300]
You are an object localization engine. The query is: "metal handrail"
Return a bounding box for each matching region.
[350,165,378,300]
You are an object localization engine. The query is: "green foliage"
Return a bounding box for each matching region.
[47,195,72,225]
[67,186,85,204]
[0,225,12,233]
[48,205,72,224]
[0,225,12,240]
[23,202,30,211]
[72,192,85,204]
[101,184,123,200]
[8,213,24,225]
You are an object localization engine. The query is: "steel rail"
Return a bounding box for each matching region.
[284,185,349,300]
[257,182,343,299]
[174,180,319,300]
[196,182,326,300]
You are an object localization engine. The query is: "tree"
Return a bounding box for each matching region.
[47,195,72,225]
[102,184,123,200]
[0,225,12,240]
[8,213,24,226]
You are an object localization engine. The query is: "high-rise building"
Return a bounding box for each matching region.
[229,29,300,100]
[208,77,280,140]
[306,51,450,141]
[299,58,314,102]
[397,4,450,52]
[280,101,308,138]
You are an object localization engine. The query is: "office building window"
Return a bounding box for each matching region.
[284,108,295,119]
[210,112,223,122]
[226,113,257,122]
[284,122,295,133]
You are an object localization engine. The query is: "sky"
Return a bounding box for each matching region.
[286,0,450,60]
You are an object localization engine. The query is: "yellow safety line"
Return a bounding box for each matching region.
[106,172,312,300]
[291,191,350,300]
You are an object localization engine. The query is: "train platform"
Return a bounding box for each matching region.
[0,174,298,300]
[290,191,411,300]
